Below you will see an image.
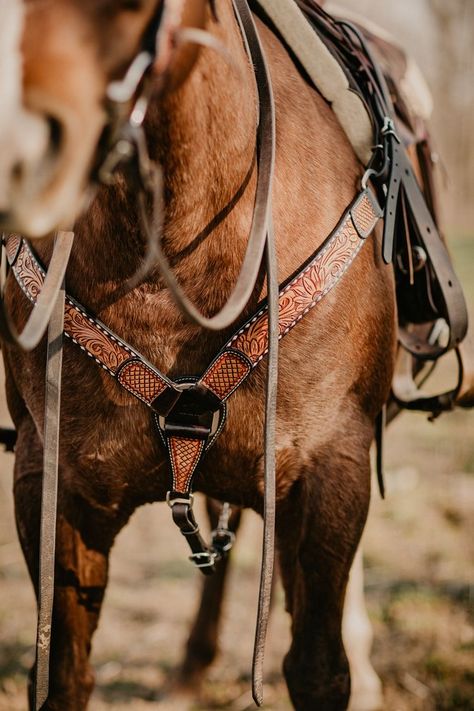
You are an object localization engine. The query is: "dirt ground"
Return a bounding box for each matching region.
[0,237,473,711]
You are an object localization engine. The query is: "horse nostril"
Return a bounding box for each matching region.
[0,211,11,226]
[47,115,63,154]
[11,160,24,183]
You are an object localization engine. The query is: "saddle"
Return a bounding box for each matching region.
[253,0,474,416]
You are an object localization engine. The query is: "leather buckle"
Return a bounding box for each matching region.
[158,382,222,440]
[210,502,235,555]
[166,491,194,509]
[211,529,236,554]
[189,551,217,569]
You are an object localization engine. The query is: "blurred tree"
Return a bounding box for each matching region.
[428,0,474,230]
[332,0,474,231]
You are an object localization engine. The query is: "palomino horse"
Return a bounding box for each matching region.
[0,0,397,709]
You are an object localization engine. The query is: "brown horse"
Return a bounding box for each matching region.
[1,1,396,709]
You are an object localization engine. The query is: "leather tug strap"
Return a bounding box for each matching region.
[383,137,468,359]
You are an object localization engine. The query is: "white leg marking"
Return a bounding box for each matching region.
[343,547,384,711]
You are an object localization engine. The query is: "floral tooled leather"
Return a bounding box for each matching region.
[230,190,379,365]
[64,303,131,373]
[12,241,45,303]
[6,188,380,416]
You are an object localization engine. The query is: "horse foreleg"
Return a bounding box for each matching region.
[13,418,125,711]
[278,446,371,711]
[344,548,383,711]
[177,498,242,688]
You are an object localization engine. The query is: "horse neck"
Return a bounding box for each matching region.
[72,3,258,314]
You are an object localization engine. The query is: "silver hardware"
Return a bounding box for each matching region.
[381,116,400,143]
[211,502,236,553]
[428,319,450,348]
[217,502,232,530]
[211,530,235,554]
[412,245,428,272]
[98,139,135,185]
[107,51,154,104]
[166,491,194,508]
[158,381,222,438]
[361,167,377,191]
[189,551,217,569]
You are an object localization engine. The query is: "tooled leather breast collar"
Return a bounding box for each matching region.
[5,185,381,564]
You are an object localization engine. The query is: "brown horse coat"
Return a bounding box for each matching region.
[2,2,396,709]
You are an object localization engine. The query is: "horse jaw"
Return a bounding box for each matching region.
[0,0,54,235]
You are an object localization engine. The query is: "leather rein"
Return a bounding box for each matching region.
[1,1,469,709]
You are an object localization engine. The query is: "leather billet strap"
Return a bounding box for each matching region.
[382,135,468,360]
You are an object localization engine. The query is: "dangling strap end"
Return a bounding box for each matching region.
[375,406,386,499]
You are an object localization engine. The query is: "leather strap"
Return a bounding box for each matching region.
[4,237,181,415]
[375,406,386,499]
[383,137,468,359]
[35,256,67,710]
[134,0,276,333]
[253,213,278,706]
[0,232,74,351]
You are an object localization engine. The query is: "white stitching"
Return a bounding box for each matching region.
[117,360,168,404]
[201,350,252,401]
[229,211,366,346]
[250,239,365,365]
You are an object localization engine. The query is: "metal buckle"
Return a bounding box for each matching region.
[158,382,222,439]
[107,51,154,105]
[166,492,194,509]
[211,530,236,554]
[361,143,385,190]
[211,503,236,554]
[381,116,401,143]
[189,551,217,569]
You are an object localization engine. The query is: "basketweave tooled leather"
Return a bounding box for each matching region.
[168,437,207,493]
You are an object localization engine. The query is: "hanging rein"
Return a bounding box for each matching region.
[1,0,469,709]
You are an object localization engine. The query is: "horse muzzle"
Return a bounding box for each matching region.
[0,96,106,238]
